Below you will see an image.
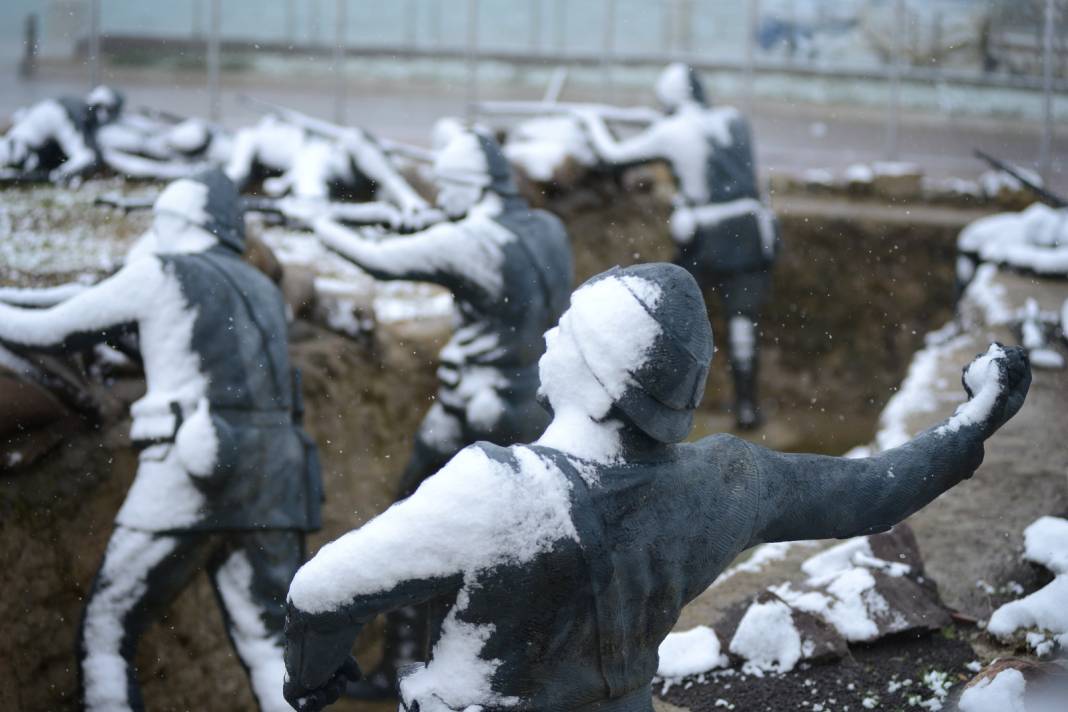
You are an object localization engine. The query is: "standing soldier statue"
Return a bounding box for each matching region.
[282,263,1029,712]
[286,128,573,699]
[0,169,321,712]
[574,63,779,429]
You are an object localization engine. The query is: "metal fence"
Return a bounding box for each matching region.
[19,0,1068,176]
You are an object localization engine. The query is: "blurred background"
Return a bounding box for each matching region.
[0,0,1064,190]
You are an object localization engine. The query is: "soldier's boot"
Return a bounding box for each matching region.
[731,358,763,431]
[345,605,425,700]
[728,315,763,430]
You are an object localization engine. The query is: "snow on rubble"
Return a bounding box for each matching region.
[987,515,1068,657]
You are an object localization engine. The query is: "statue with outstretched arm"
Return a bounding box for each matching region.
[0,169,321,712]
[285,128,573,700]
[282,262,1029,712]
[0,85,125,184]
[574,63,779,430]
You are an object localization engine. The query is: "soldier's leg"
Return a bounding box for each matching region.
[394,401,465,501]
[717,269,772,430]
[78,526,210,712]
[209,530,304,712]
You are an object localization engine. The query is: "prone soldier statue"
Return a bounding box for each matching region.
[0,85,125,183]
[0,169,321,712]
[285,128,573,699]
[282,262,1030,712]
[574,63,779,429]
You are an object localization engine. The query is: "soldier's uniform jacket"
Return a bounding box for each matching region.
[0,217,320,535]
[679,109,780,275]
[325,194,573,419]
[286,418,988,711]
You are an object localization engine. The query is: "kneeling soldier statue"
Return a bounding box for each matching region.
[281,262,1029,712]
[0,169,321,712]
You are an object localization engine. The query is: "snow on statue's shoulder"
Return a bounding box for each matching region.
[288,444,578,615]
[958,669,1028,712]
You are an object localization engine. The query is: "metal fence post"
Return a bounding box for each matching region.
[88,0,101,88]
[602,0,616,102]
[530,0,541,53]
[466,0,480,121]
[335,0,347,123]
[406,0,419,47]
[1039,0,1056,182]
[745,0,760,112]
[207,0,221,122]
[884,0,904,161]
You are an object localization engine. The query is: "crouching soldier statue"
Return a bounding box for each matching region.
[287,127,573,698]
[0,169,321,712]
[0,85,124,184]
[282,262,1029,712]
[574,63,779,429]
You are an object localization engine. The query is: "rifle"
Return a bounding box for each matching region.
[239,96,435,163]
[93,192,441,231]
[475,100,662,126]
[0,168,52,186]
[974,149,1067,208]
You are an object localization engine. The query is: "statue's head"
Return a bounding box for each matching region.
[86,85,124,124]
[655,62,708,112]
[432,129,518,218]
[538,263,713,445]
[163,119,212,156]
[431,116,466,152]
[150,168,244,255]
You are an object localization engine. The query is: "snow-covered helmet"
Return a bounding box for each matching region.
[655,62,707,111]
[432,129,518,196]
[86,85,124,123]
[431,116,465,152]
[153,168,244,253]
[567,263,713,443]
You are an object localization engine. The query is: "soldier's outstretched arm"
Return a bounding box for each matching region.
[311,215,475,287]
[342,130,430,221]
[575,110,670,166]
[0,258,157,353]
[283,445,530,711]
[744,344,1030,544]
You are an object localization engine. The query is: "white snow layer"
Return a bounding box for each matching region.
[987,516,1068,654]
[288,445,578,613]
[656,626,729,679]
[1021,516,1068,574]
[729,598,803,675]
[504,116,597,182]
[728,532,915,673]
[936,343,1006,438]
[958,669,1028,712]
[958,203,1068,277]
[536,273,663,462]
[290,446,580,709]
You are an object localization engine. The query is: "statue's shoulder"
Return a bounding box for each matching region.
[689,432,756,471]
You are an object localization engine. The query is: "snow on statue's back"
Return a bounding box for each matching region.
[0,168,320,712]
[283,262,1031,712]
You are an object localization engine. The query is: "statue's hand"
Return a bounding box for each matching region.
[959,343,1031,439]
[283,657,359,712]
[394,205,445,233]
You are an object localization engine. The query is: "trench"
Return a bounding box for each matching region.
[0,177,988,711]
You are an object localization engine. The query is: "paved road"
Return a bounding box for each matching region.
[3,62,1066,194]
